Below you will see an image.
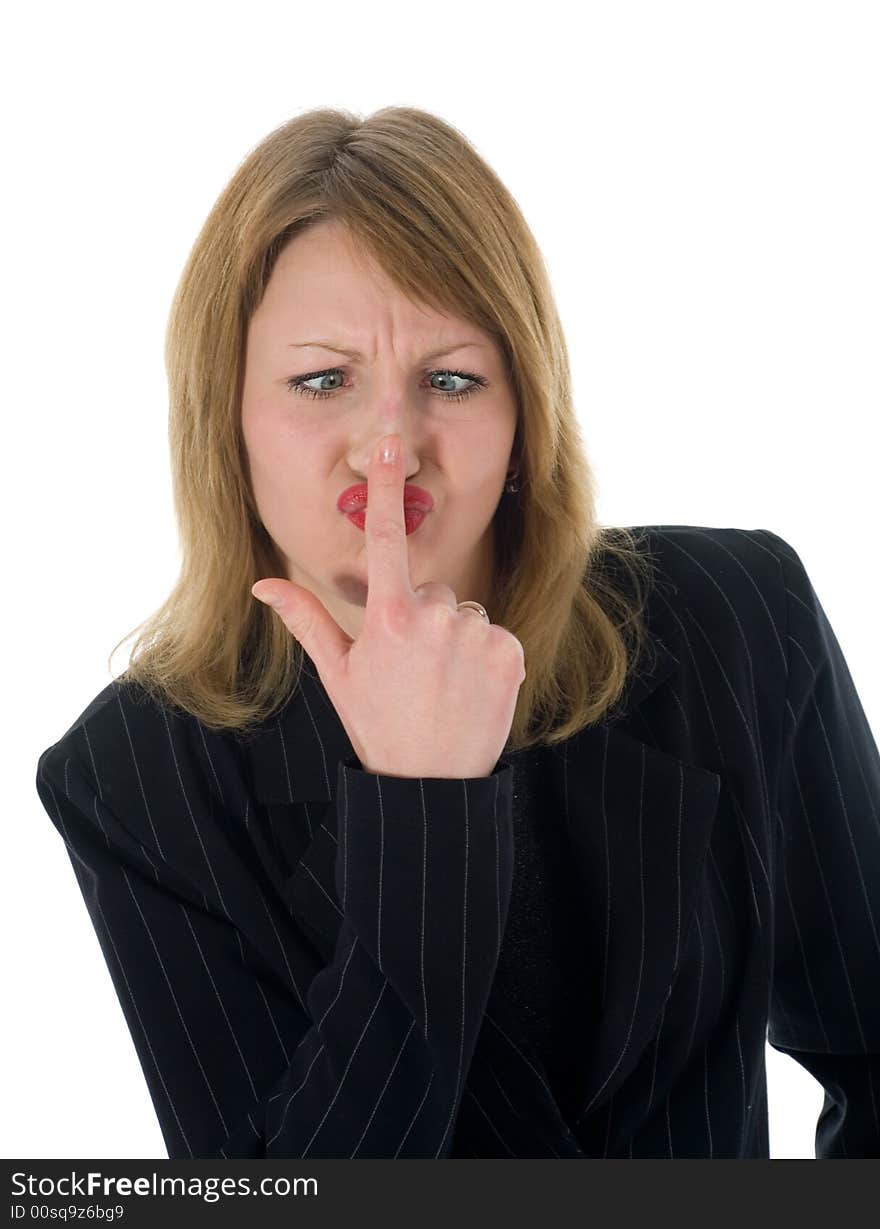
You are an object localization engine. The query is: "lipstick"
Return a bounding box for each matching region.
[337,484,434,514]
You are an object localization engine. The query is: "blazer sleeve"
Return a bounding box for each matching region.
[763,530,880,1159]
[35,741,515,1159]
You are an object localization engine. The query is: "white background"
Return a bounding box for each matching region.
[4,0,878,1159]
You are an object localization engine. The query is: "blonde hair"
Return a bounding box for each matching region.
[111,105,660,752]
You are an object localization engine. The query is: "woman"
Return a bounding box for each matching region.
[35,106,880,1159]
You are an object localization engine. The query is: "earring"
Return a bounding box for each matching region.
[505,467,519,494]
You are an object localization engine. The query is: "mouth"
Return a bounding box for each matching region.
[344,507,429,535]
[337,483,434,515]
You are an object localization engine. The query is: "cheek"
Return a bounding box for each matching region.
[245,412,304,479]
[251,438,329,527]
[242,408,280,481]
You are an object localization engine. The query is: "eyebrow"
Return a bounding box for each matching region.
[287,340,488,363]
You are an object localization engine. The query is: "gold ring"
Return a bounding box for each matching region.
[456,600,490,622]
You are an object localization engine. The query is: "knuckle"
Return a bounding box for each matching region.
[413,585,457,616]
[377,594,411,633]
[413,598,452,635]
[490,628,526,668]
[290,612,311,642]
[434,584,458,607]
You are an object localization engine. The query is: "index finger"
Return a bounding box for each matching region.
[364,433,413,606]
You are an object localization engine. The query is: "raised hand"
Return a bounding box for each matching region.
[252,434,526,778]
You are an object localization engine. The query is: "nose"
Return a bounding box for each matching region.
[349,425,425,482]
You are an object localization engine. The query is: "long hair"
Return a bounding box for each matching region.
[111,105,660,752]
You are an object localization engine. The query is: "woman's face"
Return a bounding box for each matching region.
[241,219,519,641]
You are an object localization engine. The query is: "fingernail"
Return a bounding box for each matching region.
[253,586,280,608]
[379,436,399,465]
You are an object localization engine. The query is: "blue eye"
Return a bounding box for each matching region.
[285,367,488,403]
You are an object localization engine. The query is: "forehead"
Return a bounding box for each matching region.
[257,222,485,347]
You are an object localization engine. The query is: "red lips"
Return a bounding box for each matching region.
[337,483,434,514]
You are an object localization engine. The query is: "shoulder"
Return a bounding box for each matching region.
[636,523,791,592]
[618,525,803,714]
[628,523,795,626]
[35,676,250,847]
[38,675,178,777]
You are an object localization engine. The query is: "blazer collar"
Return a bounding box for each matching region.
[242,628,723,1136]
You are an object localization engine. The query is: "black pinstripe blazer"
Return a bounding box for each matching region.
[35,526,880,1159]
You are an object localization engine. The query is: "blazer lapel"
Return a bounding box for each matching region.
[545,691,722,1125]
[242,659,355,961]
[242,636,722,1133]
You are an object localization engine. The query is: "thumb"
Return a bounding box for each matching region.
[252,579,353,677]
